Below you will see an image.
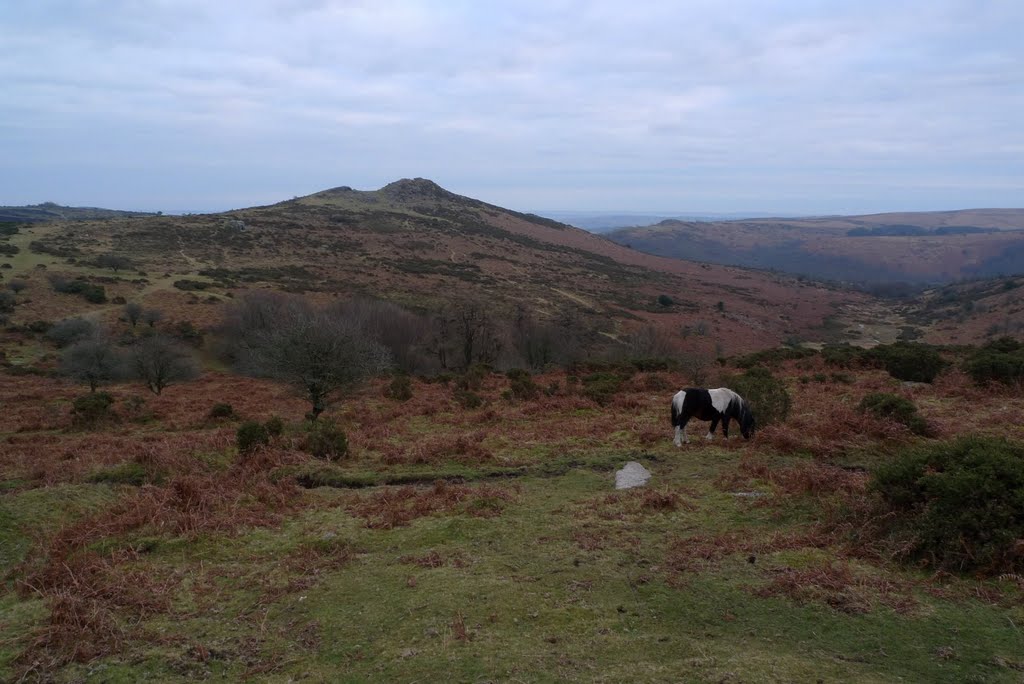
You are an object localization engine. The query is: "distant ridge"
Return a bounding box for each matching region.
[607,208,1024,285]
[0,201,158,223]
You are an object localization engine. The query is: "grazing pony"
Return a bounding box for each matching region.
[671,388,755,446]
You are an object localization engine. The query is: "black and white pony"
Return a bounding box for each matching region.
[671,388,755,446]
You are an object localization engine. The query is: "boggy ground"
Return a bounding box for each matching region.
[2,362,1023,682]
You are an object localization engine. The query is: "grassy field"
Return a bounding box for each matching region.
[2,360,1023,683]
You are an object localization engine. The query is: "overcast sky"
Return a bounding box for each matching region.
[2,1,1022,215]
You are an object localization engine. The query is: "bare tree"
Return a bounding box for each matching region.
[214,291,293,363]
[432,300,504,369]
[124,302,144,328]
[47,317,98,348]
[142,308,163,328]
[623,325,675,359]
[60,334,123,392]
[332,297,430,373]
[512,305,558,370]
[130,335,200,394]
[95,253,132,273]
[239,300,392,420]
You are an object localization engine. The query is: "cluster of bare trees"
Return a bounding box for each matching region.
[55,315,199,395]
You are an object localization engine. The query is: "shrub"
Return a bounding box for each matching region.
[48,275,106,303]
[303,420,348,461]
[867,342,946,383]
[821,344,868,369]
[456,364,489,391]
[657,294,674,307]
[71,392,116,428]
[581,372,626,406]
[264,416,285,437]
[207,402,237,420]
[964,337,1024,386]
[236,421,270,454]
[88,462,150,486]
[507,374,539,401]
[726,367,790,428]
[454,388,484,409]
[384,374,413,401]
[733,346,817,370]
[869,436,1024,574]
[46,317,98,348]
[0,290,16,313]
[858,393,930,436]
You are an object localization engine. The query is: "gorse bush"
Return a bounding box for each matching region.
[507,374,539,401]
[858,393,930,436]
[867,342,946,383]
[964,337,1024,386]
[869,436,1024,574]
[236,421,270,454]
[264,416,285,437]
[71,392,116,428]
[207,402,236,420]
[581,372,626,406]
[303,419,348,461]
[453,388,483,410]
[384,374,413,401]
[726,367,790,428]
[48,276,107,304]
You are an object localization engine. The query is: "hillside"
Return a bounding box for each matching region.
[0,179,868,356]
[606,209,1024,285]
[0,202,158,224]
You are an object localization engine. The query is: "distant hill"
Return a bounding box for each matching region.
[538,211,777,233]
[606,209,1024,285]
[4,178,865,354]
[0,201,158,223]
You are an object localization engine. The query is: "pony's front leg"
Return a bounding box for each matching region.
[721,416,731,440]
[706,417,720,440]
[674,420,691,446]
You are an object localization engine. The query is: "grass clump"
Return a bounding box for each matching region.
[87,462,151,486]
[236,420,270,454]
[869,436,1024,574]
[858,393,931,436]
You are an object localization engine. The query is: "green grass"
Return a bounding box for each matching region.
[7,448,1023,682]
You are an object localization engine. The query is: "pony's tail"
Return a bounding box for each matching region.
[671,393,680,427]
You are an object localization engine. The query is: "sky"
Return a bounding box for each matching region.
[2,0,1023,215]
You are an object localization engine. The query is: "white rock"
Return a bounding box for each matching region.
[615,461,652,490]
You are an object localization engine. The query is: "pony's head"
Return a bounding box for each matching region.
[738,401,756,439]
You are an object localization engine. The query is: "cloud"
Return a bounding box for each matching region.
[1,0,1021,212]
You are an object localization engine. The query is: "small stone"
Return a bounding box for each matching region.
[615,461,652,489]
